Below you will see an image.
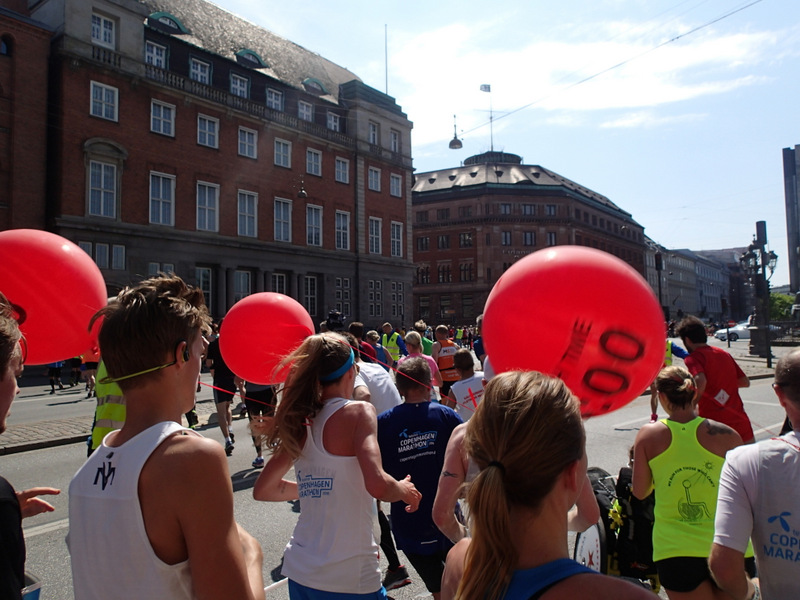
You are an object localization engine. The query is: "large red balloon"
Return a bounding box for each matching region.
[220,292,314,384]
[483,246,664,418]
[0,229,107,365]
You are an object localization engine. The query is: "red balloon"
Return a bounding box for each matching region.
[220,292,314,384]
[483,246,664,418]
[0,229,107,365]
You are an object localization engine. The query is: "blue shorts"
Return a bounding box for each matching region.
[288,579,387,600]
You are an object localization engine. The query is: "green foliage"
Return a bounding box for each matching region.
[770,293,794,321]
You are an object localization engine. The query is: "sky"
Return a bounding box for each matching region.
[215,0,800,286]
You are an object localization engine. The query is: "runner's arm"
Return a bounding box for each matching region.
[631,428,654,500]
[253,449,297,501]
[433,425,468,542]
[567,474,600,532]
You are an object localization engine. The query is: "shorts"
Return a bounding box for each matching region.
[47,367,62,377]
[69,357,82,368]
[84,362,99,370]
[214,381,236,404]
[404,549,449,594]
[287,579,387,600]
[245,387,275,418]
[656,556,756,592]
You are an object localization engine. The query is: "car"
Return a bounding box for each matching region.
[714,322,750,342]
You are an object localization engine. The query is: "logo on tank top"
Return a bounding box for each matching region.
[298,472,333,498]
[763,512,800,562]
[93,461,116,490]
[398,429,437,454]
[714,389,730,406]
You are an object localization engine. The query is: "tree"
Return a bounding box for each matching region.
[770,292,794,321]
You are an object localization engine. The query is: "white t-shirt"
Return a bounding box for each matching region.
[714,431,800,599]
[354,362,402,416]
[449,372,485,421]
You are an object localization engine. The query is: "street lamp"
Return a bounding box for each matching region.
[739,221,778,367]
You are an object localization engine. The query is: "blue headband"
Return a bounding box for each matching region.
[319,348,354,383]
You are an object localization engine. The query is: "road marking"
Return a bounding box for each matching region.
[24,517,69,539]
[613,416,648,428]
[744,400,781,407]
[754,422,787,437]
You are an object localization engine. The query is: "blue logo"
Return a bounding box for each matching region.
[768,512,792,532]
[298,472,333,498]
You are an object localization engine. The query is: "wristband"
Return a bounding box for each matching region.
[750,581,760,600]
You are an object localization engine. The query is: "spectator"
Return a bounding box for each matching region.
[0,293,60,600]
[709,347,800,600]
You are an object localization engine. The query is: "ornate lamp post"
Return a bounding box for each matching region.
[739,221,778,367]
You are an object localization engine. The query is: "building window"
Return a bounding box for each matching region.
[368,167,381,192]
[112,245,125,270]
[459,233,472,248]
[298,101,313,121]
[390,130,400,152]
[523,231,535,246]
[335,157,349,184]
[271,272,287,295]
[148,261,174,276]
[304,275,317,316]
[266,88,283,111]
[368,121,379,145]
[501,231,512,246]
[438,265,452,283]
[91,13,115,49]
[78,241,92,256]
[306,205,322,246]
[391,222,403,258]
[233,271,251,303]
[196,182,219,232]
[151,100,175,136]
[274,198,291,242]
[149,172,175,226]
[236,127,257,158]
[390,174,402,197]
[190,58,210,84]
[306,149,322,176]
[522,203,535,216]
[196,267,212,315]
[230,73,248,98]
[90,82,118,121]
[369,217,382,254]
[145,41,166,67]
[575,209,581,221]
[335,211,350,250]
[197,115,218,148]
[327,112,340,131]
[238,191,257,237]
[88,161,116,218]
[437,208,450,220]
[417,211,429,223]
[500,203,512,215]
[547,231,557,246]
[458,206,472,218]
[274,139,291,168]
[417,237,430,252]
[460,263,474,282]
[438,235,450,250]
[546,204,557,217]
[95,243,109,269]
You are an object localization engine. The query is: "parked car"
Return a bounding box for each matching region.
[714,322,750,342]
[714,322,782,342]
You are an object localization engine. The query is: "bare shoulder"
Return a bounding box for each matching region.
[700,418,743,454]
[147,432,229,486]
[633,421,670,460]
[543,573,652,599]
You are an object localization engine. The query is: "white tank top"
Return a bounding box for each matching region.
[68,422,196,600]
[282,397,381,593]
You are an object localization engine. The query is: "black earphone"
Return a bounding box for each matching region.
[183,348,190,362]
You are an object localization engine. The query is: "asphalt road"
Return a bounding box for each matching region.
[8,376,787,600]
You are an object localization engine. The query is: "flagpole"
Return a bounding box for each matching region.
[480,84,493,152]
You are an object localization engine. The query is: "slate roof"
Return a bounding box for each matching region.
[139,0,360,103]
[413,151,635,220]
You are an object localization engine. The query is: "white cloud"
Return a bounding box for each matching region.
[598,110,706,129]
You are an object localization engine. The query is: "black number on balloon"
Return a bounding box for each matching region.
[599,330,644,361]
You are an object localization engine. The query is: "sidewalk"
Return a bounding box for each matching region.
[1,339,790,455]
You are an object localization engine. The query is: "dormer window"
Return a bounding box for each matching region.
[235,49,267,69]
[147,12,190,35]
[302,77,328,95]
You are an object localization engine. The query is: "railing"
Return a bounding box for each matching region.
[91,46,121,68]
[144,65,356,149]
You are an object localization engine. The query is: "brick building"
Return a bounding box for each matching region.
[412,151,647,324]
[0,4,51,231]
[11,0,413,323]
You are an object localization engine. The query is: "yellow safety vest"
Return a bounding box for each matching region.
[382,332,400,362]
[91,362,126,450]
[664,340,672,367]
